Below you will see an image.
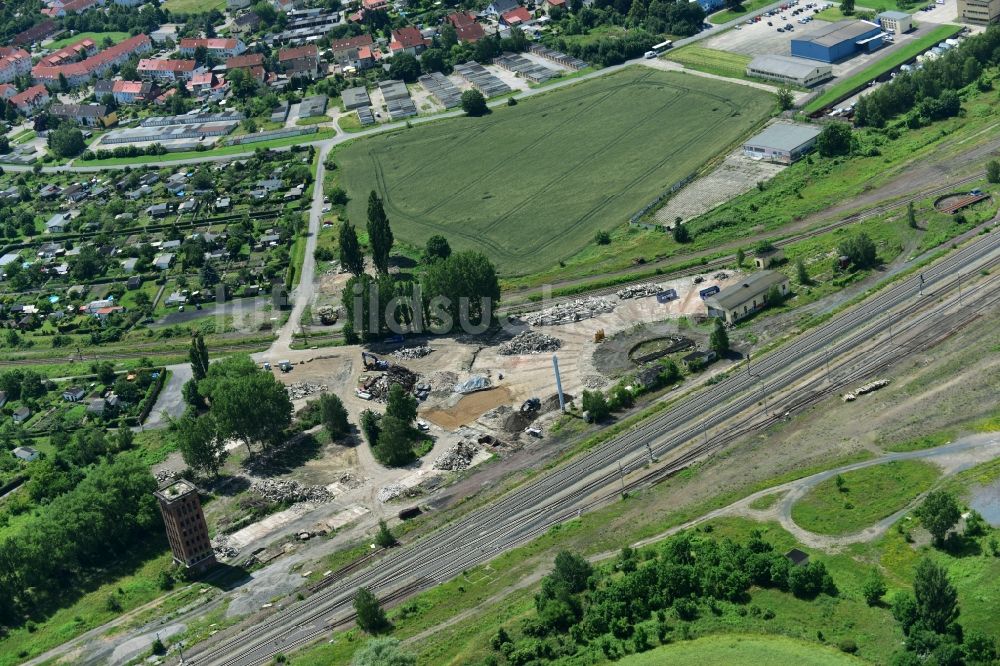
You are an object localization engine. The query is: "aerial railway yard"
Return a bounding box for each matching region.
[180,222,1000,666]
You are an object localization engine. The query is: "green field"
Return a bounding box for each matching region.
[709,0,777,24]
[790,460,940,535]
[48,31,129,50]
[804,24,962,114]
[336,68,774,276]
[162,0,225,12]
[664,46,754,81]
[619,634,862,665]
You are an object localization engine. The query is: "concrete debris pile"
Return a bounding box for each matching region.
[335,471,364,490]
[454,374,492,394]
[582,374,608,389]
[433,441,479,471]
[212,535,239,560]
[365,365,419,401]
[525,297,615,326]
[250,479,334,503]
[391,346,432,360]
[617,283,663,300]
[286,382,328,400]
[315,305,339,325]
[498,331,562,355]
[713,272,729,280]
[154,469,177,484]
[377,483,406,503]
[843,379,891,402]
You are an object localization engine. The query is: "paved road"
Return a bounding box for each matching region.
[142,363,191,430]
[181,222,1000,666]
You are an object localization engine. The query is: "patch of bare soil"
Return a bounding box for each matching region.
[423,387,514,429]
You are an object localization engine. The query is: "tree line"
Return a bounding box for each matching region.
[853,25,1000,128]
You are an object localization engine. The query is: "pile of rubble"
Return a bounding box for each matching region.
[582,374,608,389]
[482,404,533,434]
[433,441,479,471]
[617,283,663,300]
[498,331,562,355]
[286,382,328,400]
[391,346,433,360]
[154,469,177,485]
[315,305,339,325]
[212,535,239,560]
[525,297,615,326]
[250,479,334,504]
[362,365,419,401]
[334,471,365,490]
[377,483,406,503]
[843,379,890,402]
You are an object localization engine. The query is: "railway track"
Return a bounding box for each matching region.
[498,170,988,315]
[181,223,1000,666]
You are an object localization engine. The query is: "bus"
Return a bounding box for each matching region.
[652,40,673,53]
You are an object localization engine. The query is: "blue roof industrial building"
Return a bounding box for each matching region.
[790,20,886,63]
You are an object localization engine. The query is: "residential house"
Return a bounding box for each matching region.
[37,38,98,68]
[96,79,156,104]
[447,12,486,42]
[146,203,171,218]
[45,213,70,234]
[165,291,187,306]
[233,12,262,34]
[278,44,322,78]
[127,275,142,290]
[62,386,86,401]
[137,59,197,81]
[87,398,108,417]
[13,21,59,47]
[542,0,566,13]
[179,38,246,58]
[0,47,33,84]
[500,6,532,26]
[122,257,138,273]
[94,305,125,320]
[362,0,388,8]
[330,34,374,61]
[49,103,111,127]
[226,53,265,72]
[153,253,175,270]
[0,83,16,100]
[187,71,218,94]
[12,406,30,424]
[12,445,39,461]
[483,0,520,17]
[389,27,430,56]
[11,85,49,114]
[31,34,152,88]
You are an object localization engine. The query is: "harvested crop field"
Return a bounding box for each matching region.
[336,68,774,276]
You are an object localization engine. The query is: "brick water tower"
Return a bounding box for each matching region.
[154,479,216,570]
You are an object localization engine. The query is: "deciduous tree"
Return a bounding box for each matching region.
[916,491,960,546]
[189,332,210,381]
[353,587,390,634]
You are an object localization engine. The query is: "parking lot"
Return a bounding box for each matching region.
[704,6,835,60]
[705,6,961,77]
